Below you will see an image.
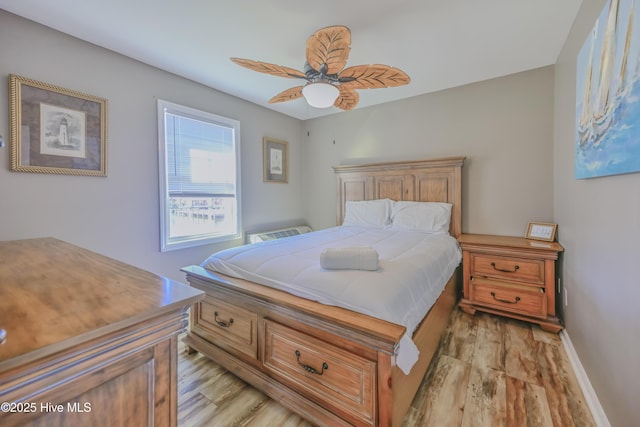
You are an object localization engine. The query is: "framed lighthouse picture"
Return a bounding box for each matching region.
[9,75,107,176]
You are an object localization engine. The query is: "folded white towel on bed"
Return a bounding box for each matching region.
[320,246,379,271]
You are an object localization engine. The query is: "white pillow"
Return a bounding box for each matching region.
[342,199,394,228]
[391,201,452,233]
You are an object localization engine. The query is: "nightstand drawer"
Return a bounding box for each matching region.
[470,253,544,285]
[469,278,547,319]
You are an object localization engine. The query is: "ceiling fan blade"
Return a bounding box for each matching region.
[231,58,307,79]
[268,86,305,104]
[306,26,351,75]
[339,64,410,89]
[334,85,359,110]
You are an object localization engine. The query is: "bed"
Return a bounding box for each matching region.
[182,156,465,426]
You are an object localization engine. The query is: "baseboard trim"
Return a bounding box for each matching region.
[559,330,610,427]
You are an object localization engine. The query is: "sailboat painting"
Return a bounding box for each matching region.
[576,0,640,178]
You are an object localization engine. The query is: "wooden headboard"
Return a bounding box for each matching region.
[333,156,465,237]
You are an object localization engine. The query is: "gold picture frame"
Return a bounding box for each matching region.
[9,74,107,176]
[525,222,558,242]
[263,137,288,183]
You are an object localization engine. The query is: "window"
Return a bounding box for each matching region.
[158,100,241,251]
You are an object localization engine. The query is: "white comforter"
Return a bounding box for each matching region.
[201,226,461,374]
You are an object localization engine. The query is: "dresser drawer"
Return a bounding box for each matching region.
[470,253,544,285]
[262,319,376,425]
[469,277,547,319]
[192,294,258,359]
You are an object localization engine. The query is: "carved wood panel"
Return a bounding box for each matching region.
[415,174,449,203]
[374,175,414,201]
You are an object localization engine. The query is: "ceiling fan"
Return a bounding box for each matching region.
[231,25,410,110]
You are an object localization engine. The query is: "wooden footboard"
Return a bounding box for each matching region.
[182,265,459,426]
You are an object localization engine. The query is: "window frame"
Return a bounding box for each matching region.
[157,99,242,252]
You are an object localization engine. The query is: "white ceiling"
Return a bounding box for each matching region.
[0,0,582,120]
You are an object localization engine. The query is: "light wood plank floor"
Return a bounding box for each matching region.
[178,308,595,426]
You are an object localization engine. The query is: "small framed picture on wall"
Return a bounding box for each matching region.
[263,137,288,183]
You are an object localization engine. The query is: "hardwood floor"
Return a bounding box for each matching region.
[178,308,595,426]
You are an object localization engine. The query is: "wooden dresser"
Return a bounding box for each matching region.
[458,233,563,332]
[0,238,203,427]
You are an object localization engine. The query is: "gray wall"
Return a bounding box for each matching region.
[555,1,639,425]
[0,11,305,282]
[302,67,556,235]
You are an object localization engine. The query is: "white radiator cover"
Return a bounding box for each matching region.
[247,225,312,244]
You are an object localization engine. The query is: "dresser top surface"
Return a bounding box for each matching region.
[0,237,203,370]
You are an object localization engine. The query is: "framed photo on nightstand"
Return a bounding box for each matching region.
[525,222,558,242]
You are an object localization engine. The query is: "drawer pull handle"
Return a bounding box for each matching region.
[490,292,521,304]
[491,262,520,273]
[213,311,234,328]
[295,350,328,375]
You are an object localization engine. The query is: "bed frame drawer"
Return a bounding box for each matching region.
[469,277,547,319]
[192,294,258,359]
[262,319,376,426]
[470,253,544,285]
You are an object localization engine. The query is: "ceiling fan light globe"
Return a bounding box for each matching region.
[302,82,339,108]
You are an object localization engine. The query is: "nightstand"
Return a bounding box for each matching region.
[458,233,564,332]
